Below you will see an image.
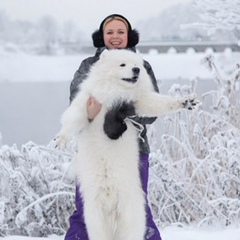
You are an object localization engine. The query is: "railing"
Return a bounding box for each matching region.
[137,41,240,53]
[77,41,240,54]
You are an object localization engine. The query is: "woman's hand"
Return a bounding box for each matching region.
[87,96,102,121]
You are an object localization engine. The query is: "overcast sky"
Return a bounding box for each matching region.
[0,0,192,35]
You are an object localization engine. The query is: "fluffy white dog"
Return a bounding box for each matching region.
[55,49,199,240]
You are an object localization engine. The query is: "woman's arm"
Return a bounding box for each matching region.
[69,59,92,103]
[69,57,102,121]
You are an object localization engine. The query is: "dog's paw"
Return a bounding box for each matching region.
[180,94,201,110]
[54,134,69,149]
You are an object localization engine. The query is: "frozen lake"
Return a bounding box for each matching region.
[0,78,216,147]
[0,81,69,147]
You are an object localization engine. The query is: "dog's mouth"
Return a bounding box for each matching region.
[121,67,140,83]
[121,76,138,83]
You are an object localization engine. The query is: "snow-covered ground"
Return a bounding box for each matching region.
[1,46,234,83]
[1,225,240,240]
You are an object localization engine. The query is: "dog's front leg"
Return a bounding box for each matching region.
[55,94,89,148]
[135,91,200,117]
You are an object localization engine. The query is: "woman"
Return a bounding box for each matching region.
[65,14,162,240]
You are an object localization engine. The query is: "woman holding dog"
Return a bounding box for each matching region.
[65,14,162,240]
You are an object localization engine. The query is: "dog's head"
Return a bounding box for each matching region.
[94,49,147,88]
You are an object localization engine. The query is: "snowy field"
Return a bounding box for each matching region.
[0,47,218,83]
[1,225,240,240]
[1,48,240,239]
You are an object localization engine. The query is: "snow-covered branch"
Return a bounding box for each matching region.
[182,0,240,43]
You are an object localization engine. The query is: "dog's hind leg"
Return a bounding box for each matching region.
[84,201,112,240]
[116,194,146,240]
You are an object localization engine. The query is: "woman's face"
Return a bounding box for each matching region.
[103,19,128,49]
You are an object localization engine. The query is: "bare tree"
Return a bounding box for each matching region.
[37,15,59,54]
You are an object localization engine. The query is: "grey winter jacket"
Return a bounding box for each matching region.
[69,47,159,155]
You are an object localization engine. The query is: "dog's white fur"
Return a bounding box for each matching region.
[56,49,199,240]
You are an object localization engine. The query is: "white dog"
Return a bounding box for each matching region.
[55,49,199,240]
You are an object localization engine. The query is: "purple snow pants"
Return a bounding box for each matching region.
[64,154,162,240]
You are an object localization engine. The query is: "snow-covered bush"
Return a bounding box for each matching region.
[148,56,240,228]
[0,142,74,236]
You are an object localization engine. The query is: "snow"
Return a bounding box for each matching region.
[0,50,86,82]
[0,48,213,82]
[1,226,240,240]
[1,45,239,83]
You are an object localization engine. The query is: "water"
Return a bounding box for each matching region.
[0,81,69,147]
[0,79,216,147]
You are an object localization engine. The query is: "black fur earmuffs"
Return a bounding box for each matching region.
[92,14,139,48]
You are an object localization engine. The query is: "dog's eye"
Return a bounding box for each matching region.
[120,63,126,67]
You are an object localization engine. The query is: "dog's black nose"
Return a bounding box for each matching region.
[132,67,140,75]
